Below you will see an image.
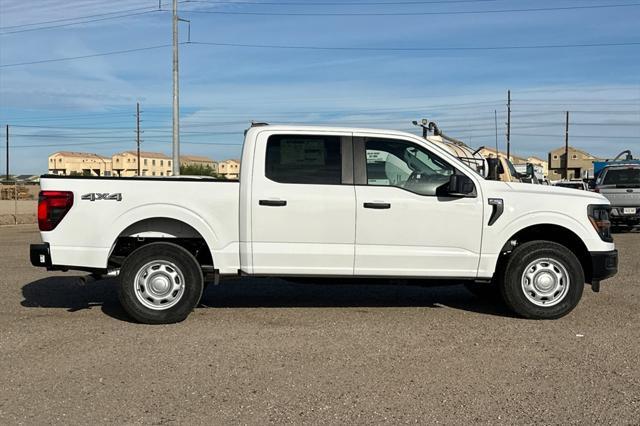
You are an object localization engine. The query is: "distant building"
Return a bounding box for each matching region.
[218,159,240,179]
[180,155,217,172]
[15,175,40,184]
[112,151,172,177]
[477,146,527,164]
[476,147,549,178]
[548,146,599,180]
[48,152,112,176]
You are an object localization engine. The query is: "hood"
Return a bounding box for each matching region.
[504,181,608,202]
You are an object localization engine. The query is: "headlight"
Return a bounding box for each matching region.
[588,205,613,242]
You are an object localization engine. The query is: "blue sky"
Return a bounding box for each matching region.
[1,0,639,174]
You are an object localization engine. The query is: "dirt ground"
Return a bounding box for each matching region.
[0,200,37,225]
[0,225,638,424]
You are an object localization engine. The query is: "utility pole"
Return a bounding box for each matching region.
[494,109,498,154]
[5,125,8,181]
[172,0,180,176]
[506,90,511,161]
[564,111,570,180]
[136,102,141,176]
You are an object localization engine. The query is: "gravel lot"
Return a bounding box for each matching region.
[0,225,638,424]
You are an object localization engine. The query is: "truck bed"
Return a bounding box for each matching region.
[38,175,241,273]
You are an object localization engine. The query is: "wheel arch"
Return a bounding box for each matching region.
[108,216,214,268]
[498,223,593,284]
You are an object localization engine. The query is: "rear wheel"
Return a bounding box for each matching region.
[118,242,204,324]
[499,241,584,319]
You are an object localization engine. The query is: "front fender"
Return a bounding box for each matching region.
[491,211,596,254]
[476,210,607,279]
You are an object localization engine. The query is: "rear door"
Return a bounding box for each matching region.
[353,134,484,277]
[250,131,356,275]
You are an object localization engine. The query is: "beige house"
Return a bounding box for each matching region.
[180,155,218,173]
[112,151,172,177]
[218,159,240,179]
[477,146,527,164]
[548,146,599,180]
[477,147,549,177]
[48,152,112,176]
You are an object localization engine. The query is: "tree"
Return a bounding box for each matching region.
[179,164,224,178]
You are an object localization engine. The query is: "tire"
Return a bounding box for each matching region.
[499,240,584,319]
[118,242,204,324]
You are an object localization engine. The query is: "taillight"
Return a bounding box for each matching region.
[38,191,74,231]
[587,204,612,242]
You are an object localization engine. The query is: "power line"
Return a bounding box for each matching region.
[189,40,640,52]
[187,0,521,5]
[10,139,139,148]
[10,131,242,138]
[183,2,640,16]
[10,134,145,139]
[513,133,639,139]
[10,140,243,148]
[0,5,161,30]
[0,10,164,35]
[0,44,174,68]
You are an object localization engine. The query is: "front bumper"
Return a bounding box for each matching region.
[30,243,52,268]
[590,249,618,290]
[610,206,640,223]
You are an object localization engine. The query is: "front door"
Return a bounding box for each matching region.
[353,135,484,277]
[250,131,356,275]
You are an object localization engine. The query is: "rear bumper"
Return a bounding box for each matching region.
[30,243,102,273]
[590,249,618,283]
[30,243,52,268]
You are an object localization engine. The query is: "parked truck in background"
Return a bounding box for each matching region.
[31,124,618,323]
[595,164,640,228]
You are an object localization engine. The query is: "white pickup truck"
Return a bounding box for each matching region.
[31,124,618,323]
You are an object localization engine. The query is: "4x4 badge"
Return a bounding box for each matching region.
[81,193,122,201]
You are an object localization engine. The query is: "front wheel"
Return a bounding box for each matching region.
[499,241,584,319]
[118,242,204,324]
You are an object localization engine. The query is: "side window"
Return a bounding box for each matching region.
[265,134,342,184]
[365,138,454,196]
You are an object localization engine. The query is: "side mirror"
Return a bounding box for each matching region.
[526,163,535,178]
[486,158,499,181]
[448,174,475,196]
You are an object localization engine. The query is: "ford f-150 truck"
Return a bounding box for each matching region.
[31,124,618,323]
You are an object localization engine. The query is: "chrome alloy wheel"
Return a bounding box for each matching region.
[134,260,186,310]
[521,258,570,307]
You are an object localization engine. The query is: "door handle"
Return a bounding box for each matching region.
[363,202,391,209]
[259,199,287,207]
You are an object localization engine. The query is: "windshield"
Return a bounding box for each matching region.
[602,168,640,186]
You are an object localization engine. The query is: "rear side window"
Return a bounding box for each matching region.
[265,135,342,184]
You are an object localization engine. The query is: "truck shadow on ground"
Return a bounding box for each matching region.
[21,276,516,322]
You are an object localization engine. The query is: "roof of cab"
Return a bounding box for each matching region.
[246,123,421,139]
